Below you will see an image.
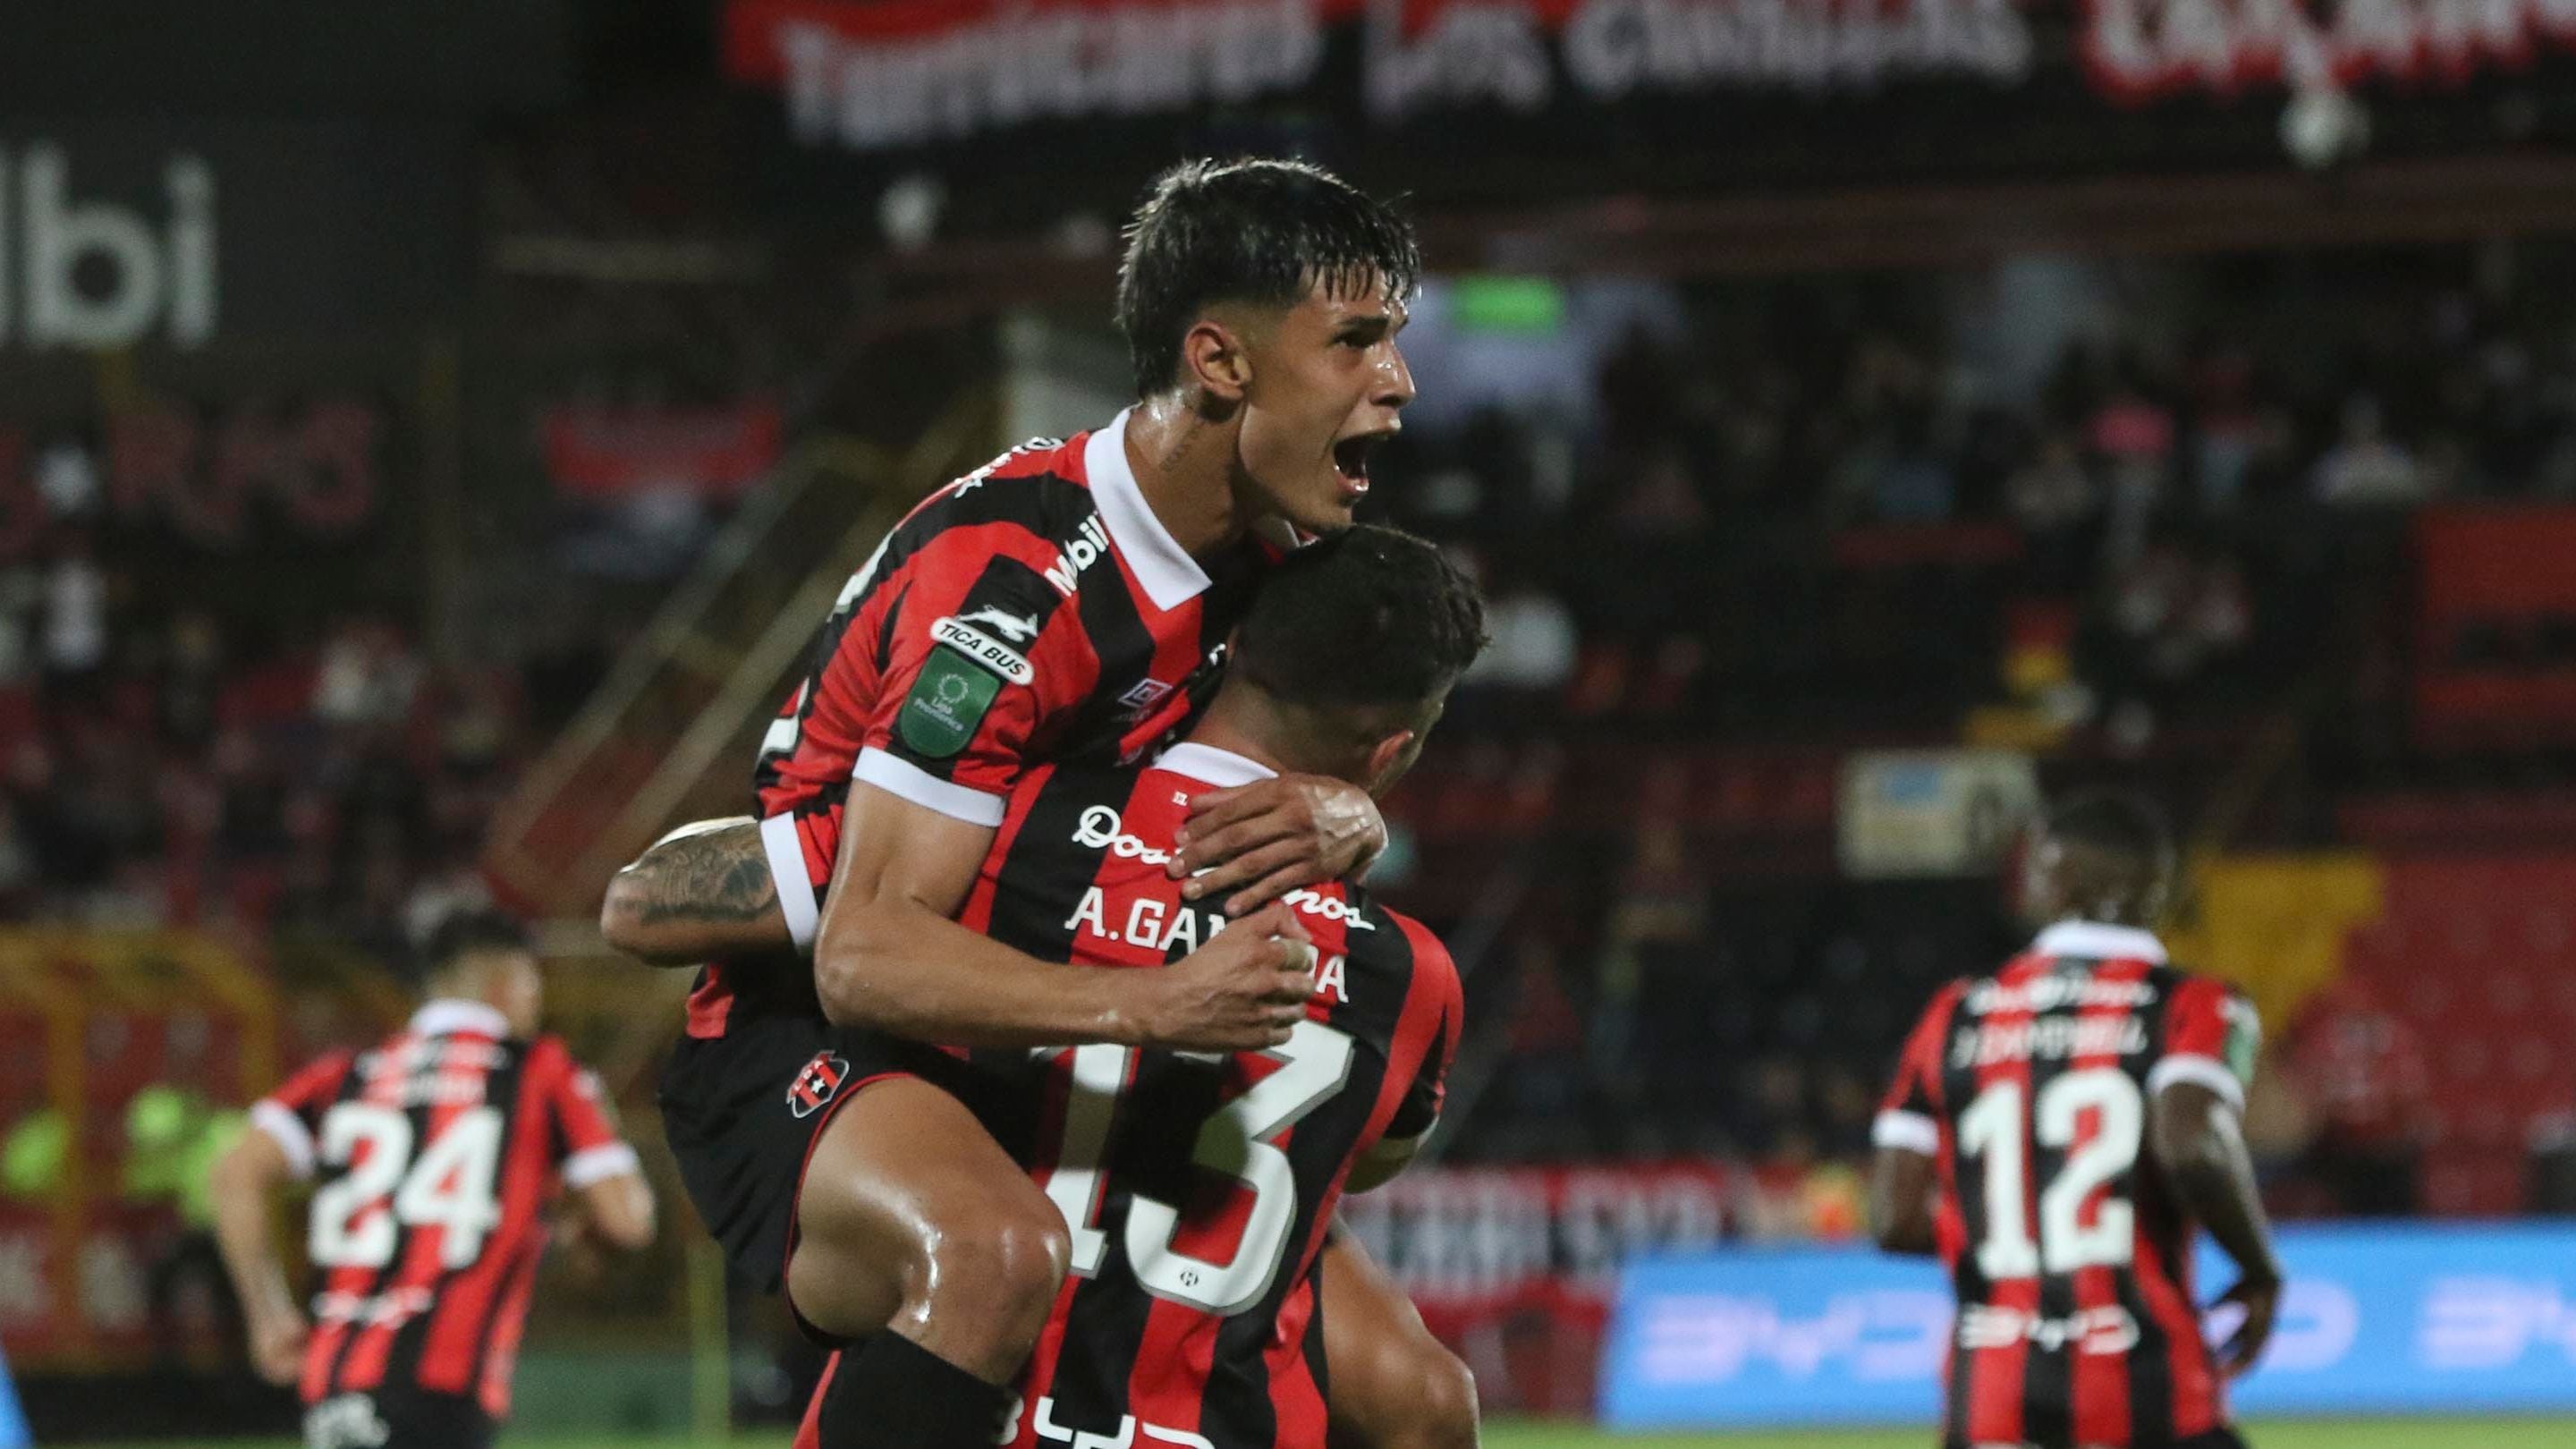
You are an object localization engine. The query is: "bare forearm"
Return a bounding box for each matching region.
[600,818,793,966]
[817,899,1150,1047]
[211,1155,298,1323]
[2158,1106,2281,1283]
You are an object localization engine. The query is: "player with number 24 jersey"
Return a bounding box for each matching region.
[250,1000,637,1431]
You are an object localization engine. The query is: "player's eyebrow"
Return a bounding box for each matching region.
[1335,313,1394,343]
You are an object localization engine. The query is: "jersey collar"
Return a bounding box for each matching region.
[2030,920,2168,964]
[410,999,513,1039]
[1155,741,1278,789]
[1085,407,1213,613]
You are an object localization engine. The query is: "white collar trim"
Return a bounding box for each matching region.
[2032,921,2169,964]
[1085,408,1211,612]
[410,999,513,1039]
[1155,742,1278,789]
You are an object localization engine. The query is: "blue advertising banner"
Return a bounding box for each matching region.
[1600,1223,2576,1428]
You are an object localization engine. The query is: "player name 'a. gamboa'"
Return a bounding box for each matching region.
[1061,885,1354,1004]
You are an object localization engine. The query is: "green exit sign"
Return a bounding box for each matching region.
[1448,275,1563,334]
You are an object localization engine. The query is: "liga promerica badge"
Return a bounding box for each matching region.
[899,647,1002,758]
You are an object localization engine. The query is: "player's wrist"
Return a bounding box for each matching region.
[1094,970,1166,1047]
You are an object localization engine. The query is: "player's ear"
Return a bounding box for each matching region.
[1363,728,1417,793]
[1182,318,1252,404]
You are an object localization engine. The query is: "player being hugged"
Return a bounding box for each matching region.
[604,161,1479,1448]
[210,911,655,1449]
[799,524,1482,1449]
[1870,793,2283,1449]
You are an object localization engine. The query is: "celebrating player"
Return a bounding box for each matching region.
[606,159,1474,1448]
[792,524,1481,1449]
[1869,793,2284,1449]
[210,911,655,1449]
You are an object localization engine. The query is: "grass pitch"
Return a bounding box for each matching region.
[93,1414,2576,1448]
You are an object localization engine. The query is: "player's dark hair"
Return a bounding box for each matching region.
[1233,526,1487,718]
[2043,789,2174,871]
[2034,789,2177,928]
[415,908,533,983]
[1116,157,1419,398]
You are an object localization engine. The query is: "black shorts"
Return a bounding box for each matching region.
[659,1010,962,1297]
[302,1388,494,1449]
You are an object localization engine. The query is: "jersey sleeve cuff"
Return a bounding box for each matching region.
[853,747,1008,829]
[1871,1109,1940,1157]
[562,1142,642,1189]
[250,1101,316,1181]
[2147,1054,2247,1111]
[758,812,822,954]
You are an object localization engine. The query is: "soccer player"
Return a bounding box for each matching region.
[211,911,655,1449]
[606,159,1473,1447]
[1868,793,2284,1449]
[793,523,1479,1449]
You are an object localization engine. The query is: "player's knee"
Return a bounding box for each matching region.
[919,1199,1070,1330]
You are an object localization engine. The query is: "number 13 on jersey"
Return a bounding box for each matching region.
[1038,1021,1355,1316]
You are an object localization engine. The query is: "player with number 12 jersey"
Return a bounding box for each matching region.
[1872,794,2280,1449]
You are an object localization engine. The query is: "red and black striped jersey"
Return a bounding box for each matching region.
[801,741,1464,1449]
[1874,922,2262,1449]
[690,410,1274,1038]
[250,1001,638,1419]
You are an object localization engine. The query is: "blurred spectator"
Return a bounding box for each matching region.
[2083,529,2251,753]
[42,533,110,685]
[157,612,226,754]
[2313,396,2424,506]
[2282,979,2433,1216]
[1491,938,1595,1158]
[2005,431,2096,538]
[1455,548,1578,707]
[312,619,422,729]
[35,433,102,519]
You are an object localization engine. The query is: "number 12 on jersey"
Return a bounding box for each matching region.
[1038,1021,1354,1316]
[1957,1067,2144,1278]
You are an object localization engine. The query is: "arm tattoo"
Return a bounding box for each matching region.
[631,827,778,926]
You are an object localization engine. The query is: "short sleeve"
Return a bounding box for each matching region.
[250,1051,354,1182]
[855,546,1094,826]
[1385,925,1466,1144]
[541,1043,640,1189]
[2149,976,2260,1111]
[1873,982,1964,1157]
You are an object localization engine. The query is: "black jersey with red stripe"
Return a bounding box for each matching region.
[1875,923,2262,1449]
[803,741,1463,1449]
[250,1001,637,1419]
[690,411,1274,1038]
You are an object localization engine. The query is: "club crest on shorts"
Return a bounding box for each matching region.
[787,1052,852,1119]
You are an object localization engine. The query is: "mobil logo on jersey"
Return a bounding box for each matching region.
[1042,513,1114,597]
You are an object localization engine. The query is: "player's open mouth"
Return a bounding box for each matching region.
[1332,433,1388,496]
